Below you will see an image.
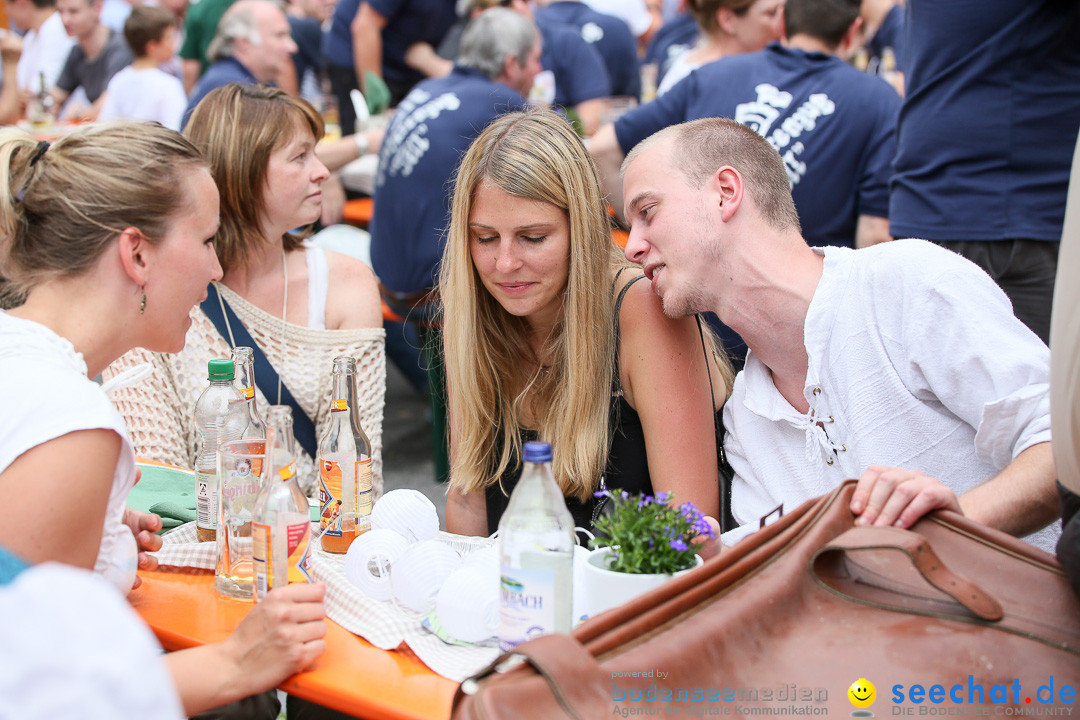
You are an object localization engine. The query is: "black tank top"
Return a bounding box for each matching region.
[484,273,727,535]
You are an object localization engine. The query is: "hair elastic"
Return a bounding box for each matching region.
[15,141,52,202]
[28,141,50,167]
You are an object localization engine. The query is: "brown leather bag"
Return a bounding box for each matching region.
[453,480,1080,719]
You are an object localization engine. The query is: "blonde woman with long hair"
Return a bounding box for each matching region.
[441,109,734,536]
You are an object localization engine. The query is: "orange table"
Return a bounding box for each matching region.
[343,197,374,228]
[129,569,457,720]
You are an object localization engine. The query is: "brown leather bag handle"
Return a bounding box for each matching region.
[456,634,609,720]
[812,526,1005,621]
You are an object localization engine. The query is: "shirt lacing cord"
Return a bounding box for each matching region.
[797,400,847,481]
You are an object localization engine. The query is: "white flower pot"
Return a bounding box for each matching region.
[580,547,703,619]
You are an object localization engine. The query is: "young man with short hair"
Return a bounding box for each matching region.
[4,0,75,93]
[52,0,134,120]
[620,117,1059,552]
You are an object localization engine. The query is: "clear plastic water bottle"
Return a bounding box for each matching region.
[317,356,373,554]
[231,346,266,441]
[251,406,311,601]
[498,441,575,651]
[193,358,246,543]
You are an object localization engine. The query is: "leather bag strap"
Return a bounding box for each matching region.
[200,283,318,458]
[462,635,609,720]
[814,525,1004,621]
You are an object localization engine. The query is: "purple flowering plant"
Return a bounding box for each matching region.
[590,490,716,574]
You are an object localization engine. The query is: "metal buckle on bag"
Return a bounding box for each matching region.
[759,504,784,529]
[494,654,526,674]
[459,653,528,695]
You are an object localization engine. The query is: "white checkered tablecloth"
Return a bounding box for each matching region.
[153,522,215,567]
[151,524,500,682]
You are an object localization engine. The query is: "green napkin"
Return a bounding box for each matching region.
[363,72,392,116]
[128,464,197,531]
[129,462,322,529]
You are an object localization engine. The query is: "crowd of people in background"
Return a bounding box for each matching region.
[2,0,1080,715]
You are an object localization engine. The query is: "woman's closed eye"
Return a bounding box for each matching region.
[473,233,546,244]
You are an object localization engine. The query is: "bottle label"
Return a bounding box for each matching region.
[356,458,372,518]
[241,385,255,400]
[253,519,310,602]
[278,460,297,482]
[287,520,312,584]
[252,521,270,601]
[498,564,555,651]
[319,459,347,537]
[321,455,371,536]
[330,399,348,412]
[196,472,217,531]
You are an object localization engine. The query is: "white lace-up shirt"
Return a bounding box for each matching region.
[723,240,1056,551]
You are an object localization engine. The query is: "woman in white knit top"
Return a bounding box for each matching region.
[105,84,387,495]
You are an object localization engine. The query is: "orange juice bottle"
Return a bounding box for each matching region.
[317,357,372,553]
[251,406,311,601]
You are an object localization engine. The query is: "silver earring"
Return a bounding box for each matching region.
[140,288,146,314]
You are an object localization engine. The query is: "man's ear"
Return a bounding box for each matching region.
[713,166,743,222]
[498,52,516,84]
[117,227,150,286]
[838,15,865,60]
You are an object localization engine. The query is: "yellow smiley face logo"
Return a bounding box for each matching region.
[848,678,876,709]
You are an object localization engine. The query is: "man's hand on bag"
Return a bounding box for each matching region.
[850,466,962,529]
[691,516,723,560]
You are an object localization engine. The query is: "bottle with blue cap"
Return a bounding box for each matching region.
[497,441,575,651]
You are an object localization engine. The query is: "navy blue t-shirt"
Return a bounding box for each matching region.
[370,66,529,294]
[615,44,899,248]
[536,1,640,99]
[183,57,259,128]
[289,16,324,88]
[534,14,611,110]
[890,0,1080,243]
[323,0,455,89]
[643,11,697,87]
[865,3,903,77]
[323,0,358,69]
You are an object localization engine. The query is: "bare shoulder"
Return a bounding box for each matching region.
[616,270,697,343]
[324,249,382,330]
[325,248,377,286]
